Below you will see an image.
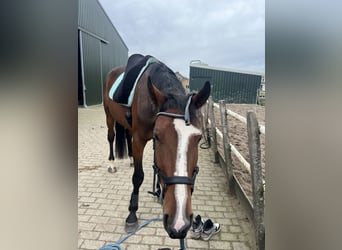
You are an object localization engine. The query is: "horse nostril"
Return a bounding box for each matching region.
[163,214,193,239]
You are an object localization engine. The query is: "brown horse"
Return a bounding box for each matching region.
[103,59,210,239]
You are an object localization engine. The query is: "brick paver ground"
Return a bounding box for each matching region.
[78,106,256,250]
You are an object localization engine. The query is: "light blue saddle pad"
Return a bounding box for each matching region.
[109,72,124,102]
[108,57,159,107]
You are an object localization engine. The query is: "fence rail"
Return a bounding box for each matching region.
[202,99,265,250]
[213,103,265,135]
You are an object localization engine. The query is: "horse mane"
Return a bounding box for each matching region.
[148,62,188,113]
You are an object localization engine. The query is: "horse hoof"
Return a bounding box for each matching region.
[126,212,138,225]
[108,166,117,173]
[125,213,138,233]
[125,221,138,233]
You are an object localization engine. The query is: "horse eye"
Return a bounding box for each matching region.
[153,134,160,141]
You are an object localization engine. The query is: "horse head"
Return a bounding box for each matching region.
[148,78,211,239]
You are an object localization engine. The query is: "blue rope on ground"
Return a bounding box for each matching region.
[99,217,162,250]
[179,238,186,250]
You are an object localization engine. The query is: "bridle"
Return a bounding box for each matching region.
[156,91,193,126]
[148,93,200,202]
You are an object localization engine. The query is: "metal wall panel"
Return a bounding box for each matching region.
[100,40,127,87]
[81,32,102,106]
[189,65,262,104]
[78,0,128,106]
[78,0,127,50]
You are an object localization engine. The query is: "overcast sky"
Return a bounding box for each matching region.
[99,0,264,77]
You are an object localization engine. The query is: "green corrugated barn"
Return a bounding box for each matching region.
[78,0,128,106]
[189,62,263,104]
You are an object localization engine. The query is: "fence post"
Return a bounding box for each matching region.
[246,111,265,250]
[219,100,234,192]
[208,97,219,163]
[203,100,210,141]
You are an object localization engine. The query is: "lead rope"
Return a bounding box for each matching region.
[98,217,162,250]
[98,217,187,250]
[180,238,187,250]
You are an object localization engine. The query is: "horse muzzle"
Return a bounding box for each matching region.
[163,214,193,239]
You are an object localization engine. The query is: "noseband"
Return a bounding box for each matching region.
[148,93,200,202]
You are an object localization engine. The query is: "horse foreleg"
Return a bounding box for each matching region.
[126,139,146,227]
[126,167,144,226]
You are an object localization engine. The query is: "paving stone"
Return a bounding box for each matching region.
[186,238,209,249]
[78,222,96,231]
[98,204,117,211]
[94,223,116,232]
[78,208,87,215]
[209,240,232,249]
[122,234,142,244]
[87,187,103,193]
[230,225,243,233]
[89,215,110,224]
[98,232,122,241]
[79,197,96,203]
[79,231,100,240]
[85,209,105,216]
[125,244,149,250]
[96,198,114,204]
[163,237,184,247]
[140,235,163,245]
[78,215,91,222]
[80,239,105,249]
[220,232,239,241]
[135,227,156,236]
[91,192,108,199]
[78,191,92,197]
[78,238,84,248]
[232,241,250,250]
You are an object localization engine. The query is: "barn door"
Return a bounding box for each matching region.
[80,31,102,106]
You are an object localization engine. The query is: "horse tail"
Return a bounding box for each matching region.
[115,122,128,159]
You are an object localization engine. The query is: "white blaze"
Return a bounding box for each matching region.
[172,119,201,231]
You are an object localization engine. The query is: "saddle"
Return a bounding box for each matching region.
[112,54,158,106]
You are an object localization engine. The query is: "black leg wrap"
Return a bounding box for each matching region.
[126,193,139,230]
[129,193,139,212]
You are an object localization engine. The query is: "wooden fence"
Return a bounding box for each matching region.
[201,97,265,250]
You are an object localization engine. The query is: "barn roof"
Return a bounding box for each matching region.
[190,62,264,77]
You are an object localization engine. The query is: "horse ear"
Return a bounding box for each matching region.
[192,81,211,109]
[147,76,166,107]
